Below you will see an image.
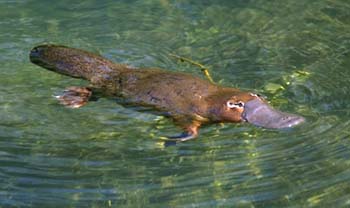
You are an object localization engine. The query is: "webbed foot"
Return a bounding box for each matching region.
[163,122,200,146]
[55,86,92,108]
[162,132,197,147]
[161,121,200,146]
[168,132,197,142]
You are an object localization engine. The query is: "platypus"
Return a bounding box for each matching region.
[29,44,304,141]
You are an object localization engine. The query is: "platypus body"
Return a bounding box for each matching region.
[29,45,304,141]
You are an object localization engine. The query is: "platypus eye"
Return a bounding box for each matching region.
[227,101,245,109]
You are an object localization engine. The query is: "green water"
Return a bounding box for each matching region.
[1,0,350,207]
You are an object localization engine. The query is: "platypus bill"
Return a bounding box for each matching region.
[29,44,305,142]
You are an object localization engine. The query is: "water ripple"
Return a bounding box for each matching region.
[1,0,350,207]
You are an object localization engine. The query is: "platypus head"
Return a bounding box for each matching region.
[209,90,305,129]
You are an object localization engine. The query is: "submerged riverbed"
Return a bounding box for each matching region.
[1,0,350,207]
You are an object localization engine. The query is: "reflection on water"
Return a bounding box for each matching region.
[1,0,350,207]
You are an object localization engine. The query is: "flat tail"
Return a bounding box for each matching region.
[29,44,126,81]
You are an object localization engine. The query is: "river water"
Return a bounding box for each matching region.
[1,0,350,207]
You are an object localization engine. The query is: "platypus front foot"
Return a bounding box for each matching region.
[168,132,197,142]
[55,86,92,108]
[166,123,199,143]
[162,132,197,147]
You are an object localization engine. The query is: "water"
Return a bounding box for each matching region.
[1,0,350,207]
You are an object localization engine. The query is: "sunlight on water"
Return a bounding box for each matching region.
[1,0,350,207]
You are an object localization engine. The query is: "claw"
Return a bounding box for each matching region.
[55,86,92,108]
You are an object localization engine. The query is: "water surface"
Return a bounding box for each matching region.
[1,0,350,207]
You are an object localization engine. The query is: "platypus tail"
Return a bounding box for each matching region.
[29,44,125,81]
